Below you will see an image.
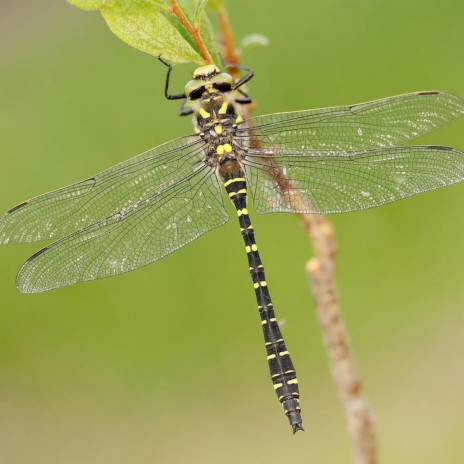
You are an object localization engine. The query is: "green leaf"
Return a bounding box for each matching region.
[193,0,208,27]
[161,9,202,57]
[67,0,105,11]
[68,0,203,63]
[68,0,168,11]
[199,12,221,65]
[178,0,220,65]
[67,0,221,65]
[104,0,203,63]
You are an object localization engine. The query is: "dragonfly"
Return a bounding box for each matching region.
[1,59,464,433]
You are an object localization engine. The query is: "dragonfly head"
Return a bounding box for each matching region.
[185,65,235,100]
[192,64,220,79]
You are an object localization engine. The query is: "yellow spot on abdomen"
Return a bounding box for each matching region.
[214,125,223,135]
[237,208,249,217]
[287,379,299,385]
[223,143,233,153]
[216,145,225,155]
[251,244,258,251]
[224,177,246,187]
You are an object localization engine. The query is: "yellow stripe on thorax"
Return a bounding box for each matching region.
[199,107,210,118]
[218,101,229,114]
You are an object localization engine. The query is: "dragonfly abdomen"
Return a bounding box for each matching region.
[223,174,303,433]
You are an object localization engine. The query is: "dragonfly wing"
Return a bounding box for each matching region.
[17,167,228,293]
[244,145,464,214]
[237,92,464,151]
[0,135,206,244]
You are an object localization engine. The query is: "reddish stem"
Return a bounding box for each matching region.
[168,1,213,64]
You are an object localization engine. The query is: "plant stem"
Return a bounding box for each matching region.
[216,5,377,463]
[303,216,377,464]
[168,0,213,64]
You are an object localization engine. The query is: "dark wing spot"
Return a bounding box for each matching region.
[25,245,50,262]
[427,145,453,150]
[7,201,29,213]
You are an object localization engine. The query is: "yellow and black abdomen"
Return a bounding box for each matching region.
[223,175,303,433]
[195,85,303,432]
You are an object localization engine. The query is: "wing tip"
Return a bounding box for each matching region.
[416,90,464,105]
[15,246,51,294]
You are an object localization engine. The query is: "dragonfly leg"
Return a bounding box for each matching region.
[221,61,254,91]
[178,98,194,117]
[229,64,254,90]
[235,88,253,105]
[158,55,186,101]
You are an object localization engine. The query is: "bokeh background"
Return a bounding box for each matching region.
[1,1,464,463]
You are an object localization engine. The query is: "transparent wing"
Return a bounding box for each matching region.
[0,135,206,244]
[236,92,464,151]
[244,145,464,214]
[17,167,228,293]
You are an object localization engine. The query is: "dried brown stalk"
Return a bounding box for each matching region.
[216,5,377,463]
[303,215,377,464]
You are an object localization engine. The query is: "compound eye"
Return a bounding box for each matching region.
[210,73,235,92]
[185,79,205,100]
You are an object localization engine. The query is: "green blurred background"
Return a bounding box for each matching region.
[1,1,464,462]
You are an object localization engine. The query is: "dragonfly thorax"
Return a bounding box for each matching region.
[194,92,239,129]
[193,91,246,178]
